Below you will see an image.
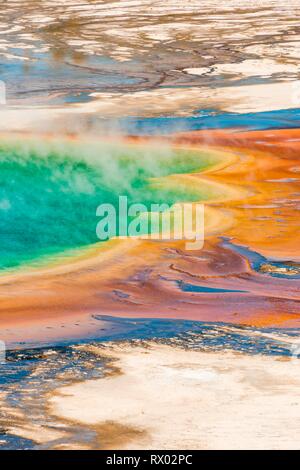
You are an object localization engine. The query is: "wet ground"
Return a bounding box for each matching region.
[0,1,300,105]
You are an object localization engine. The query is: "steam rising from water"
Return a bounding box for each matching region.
[0,136,218,271]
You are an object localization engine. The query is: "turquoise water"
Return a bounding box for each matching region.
[0,138,215,271]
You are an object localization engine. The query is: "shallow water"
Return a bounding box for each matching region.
[1,1,300,105]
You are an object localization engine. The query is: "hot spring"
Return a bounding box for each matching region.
[0,136,222,271]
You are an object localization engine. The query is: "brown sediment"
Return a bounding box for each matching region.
[0,128,299,345]
[92,421,146,450]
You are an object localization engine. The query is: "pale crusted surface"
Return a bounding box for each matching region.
[1,0,300,131]
[50,343,300,450]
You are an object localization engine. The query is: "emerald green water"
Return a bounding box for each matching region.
[0,138,218,271]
